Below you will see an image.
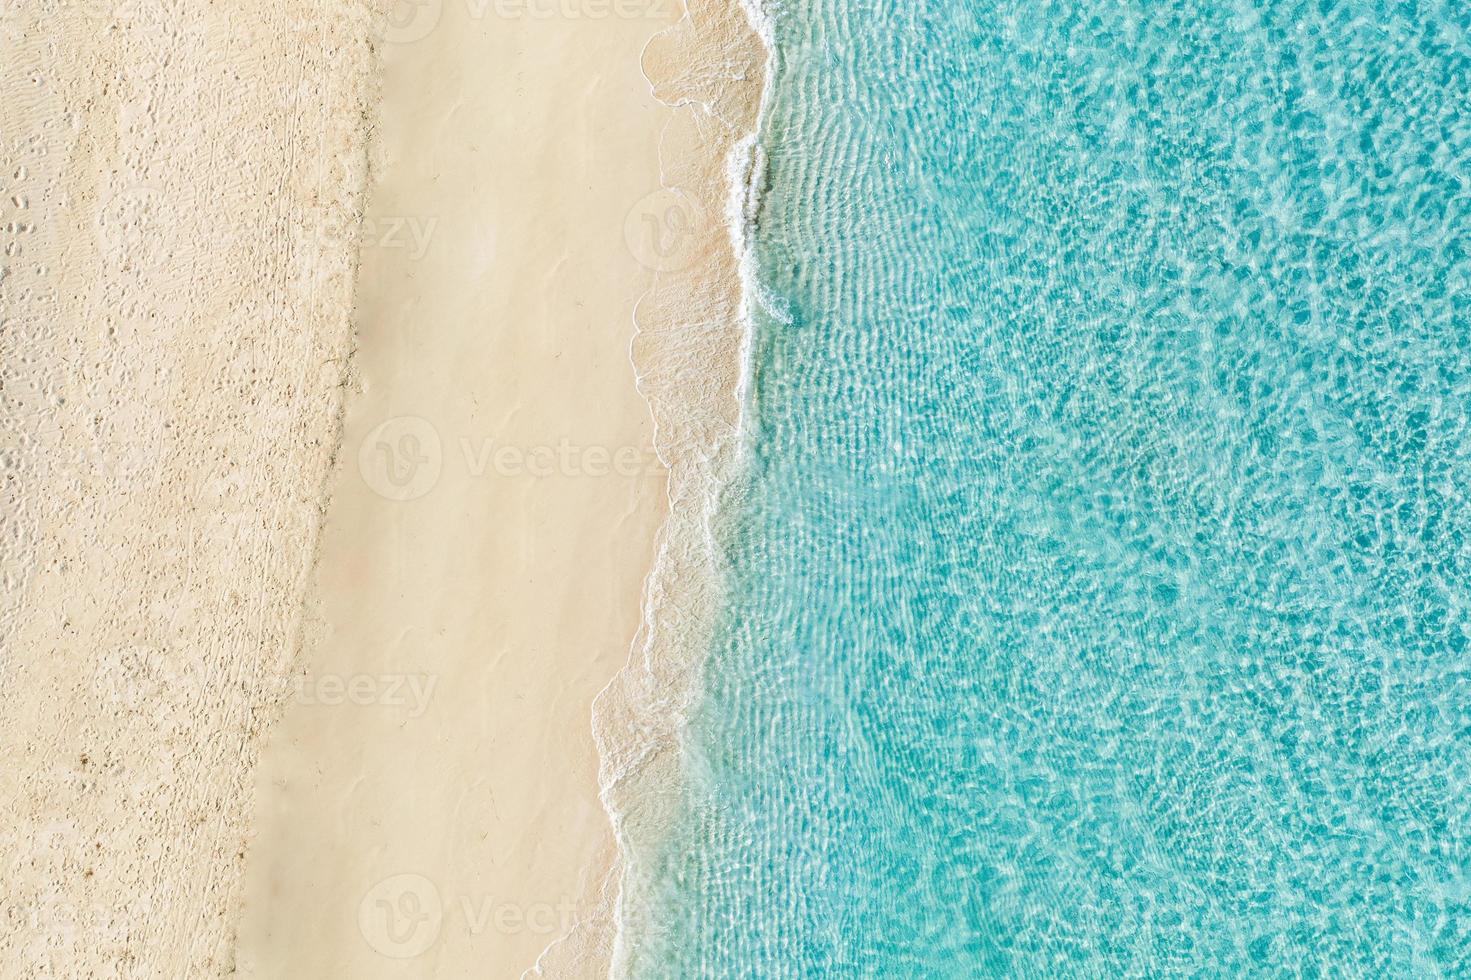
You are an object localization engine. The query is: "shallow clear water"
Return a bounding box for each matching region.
[638,0,1471,974]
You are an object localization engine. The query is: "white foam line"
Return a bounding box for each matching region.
[533,1,780,978]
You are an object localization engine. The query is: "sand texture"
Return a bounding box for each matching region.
[1,0,760,976]
[0,0,384,975]
[235,2,679,977]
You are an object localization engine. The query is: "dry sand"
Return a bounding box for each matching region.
[1,0,762,975]
[236,0,766,976]
[233,1,679,975]
[0,0,382,974]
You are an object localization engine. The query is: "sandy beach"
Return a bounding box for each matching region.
[8,0,1465,974]
[1,0,761,974]
[0,1,379,974]
[236,0,763,976]
[233,2,680,975]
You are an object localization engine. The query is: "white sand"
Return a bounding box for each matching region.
[234,3,680,977]
[0,0,761,975]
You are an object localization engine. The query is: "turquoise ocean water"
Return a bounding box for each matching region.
[637,1,1471,974]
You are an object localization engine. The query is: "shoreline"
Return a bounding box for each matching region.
[0,0,769,974]
[591,0,771,973]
